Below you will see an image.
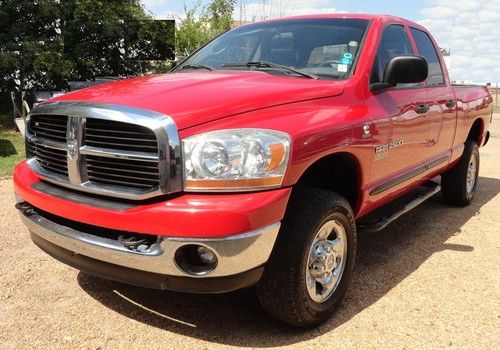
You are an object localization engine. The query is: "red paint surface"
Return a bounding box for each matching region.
[15,14,492,236]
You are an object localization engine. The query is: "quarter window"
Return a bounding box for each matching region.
[410,28,445,86]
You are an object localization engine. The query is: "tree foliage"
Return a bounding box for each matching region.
[0,0,238,93]
[0,0,65,91]
[176,0,236,58]
[0,0,175,92]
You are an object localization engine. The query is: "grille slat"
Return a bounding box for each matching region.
[86,127,156,139]
[87,175,155,188]
[84,139,158,150]
[86,133,158,143]
[87,169,158,183]
[31,131,67,142]
[33,123,67,132]
[86,162,160,177]
[86,157,159,171]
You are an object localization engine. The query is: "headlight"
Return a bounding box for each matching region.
[183,129,291,191]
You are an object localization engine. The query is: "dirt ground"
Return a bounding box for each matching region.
[1,117,499,350]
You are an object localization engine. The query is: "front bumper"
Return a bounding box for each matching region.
[14,161,290,238]
[17,201,280,293]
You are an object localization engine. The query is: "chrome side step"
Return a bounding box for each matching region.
[357,181,441,234]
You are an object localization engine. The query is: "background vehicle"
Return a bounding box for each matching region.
[14,14,492,327]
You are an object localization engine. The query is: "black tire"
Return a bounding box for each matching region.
[441,141,480,206]
[256,188,356,328]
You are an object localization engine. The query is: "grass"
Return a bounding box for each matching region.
[493,105,500,114]
[0,114,24,178]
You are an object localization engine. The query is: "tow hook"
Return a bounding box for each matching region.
[15,201,36,217]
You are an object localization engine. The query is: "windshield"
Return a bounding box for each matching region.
[175,18,369,80]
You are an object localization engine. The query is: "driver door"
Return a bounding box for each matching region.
[367,24,431,188]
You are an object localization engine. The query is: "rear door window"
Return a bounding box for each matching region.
[410,28,445,86]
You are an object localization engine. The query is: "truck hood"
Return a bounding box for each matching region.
[53,71,345,130]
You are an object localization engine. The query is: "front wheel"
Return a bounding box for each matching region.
[441,141,480,206]
[256,188,356,328]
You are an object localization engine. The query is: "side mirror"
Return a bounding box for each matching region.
[371,55,428,91]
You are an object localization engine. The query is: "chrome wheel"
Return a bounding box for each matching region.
[466,154,477,194]
[306,220,347,303]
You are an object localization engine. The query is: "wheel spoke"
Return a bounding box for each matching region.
[329,237,344,256]
[317,221,335,240]
[306,273,319,297]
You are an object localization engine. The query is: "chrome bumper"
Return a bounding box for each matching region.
[18,203,280,278]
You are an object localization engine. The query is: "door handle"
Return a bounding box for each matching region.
[415,104,429,114]
[445,99,456,108]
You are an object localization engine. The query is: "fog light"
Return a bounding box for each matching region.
[174,244,218,276]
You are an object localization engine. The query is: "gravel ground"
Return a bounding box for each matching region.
[1,117,499,350]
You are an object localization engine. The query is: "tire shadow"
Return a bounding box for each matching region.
[78,176,500,347]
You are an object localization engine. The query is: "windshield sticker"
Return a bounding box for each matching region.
[337,64,348,72]
[340,57,352,65]
[348,41,358,48]
[343,53,353,59]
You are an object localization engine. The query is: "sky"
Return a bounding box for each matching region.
[142,0,500,84]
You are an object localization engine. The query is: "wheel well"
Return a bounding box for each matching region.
[467,119,483,145]
[296,153,360,210]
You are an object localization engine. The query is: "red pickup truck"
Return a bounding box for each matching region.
[14,14,492,327]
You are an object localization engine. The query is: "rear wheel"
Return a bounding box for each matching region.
[441,141,479,206]
[256,188,356,328]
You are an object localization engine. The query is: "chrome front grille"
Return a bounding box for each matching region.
[25,102,182,200]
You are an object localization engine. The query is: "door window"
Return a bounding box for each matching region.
[370,25,413,85]
[410,28,445,86]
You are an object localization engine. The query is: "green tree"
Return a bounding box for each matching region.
[176,0,236,58]
[0,0,68,91]
[0,0,175,92]
[205,0,236,34]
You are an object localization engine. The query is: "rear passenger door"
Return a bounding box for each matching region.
[368,24,430,185]
[410,28,456,164]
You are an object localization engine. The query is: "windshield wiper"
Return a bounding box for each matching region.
[180,64,214,71]
[222,61,318,79]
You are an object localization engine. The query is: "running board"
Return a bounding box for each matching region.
[357,181,441,234]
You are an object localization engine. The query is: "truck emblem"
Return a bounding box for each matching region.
[67,142,78,158]
[375,140,404,160]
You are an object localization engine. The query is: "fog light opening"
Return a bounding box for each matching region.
[174,244,218,276]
